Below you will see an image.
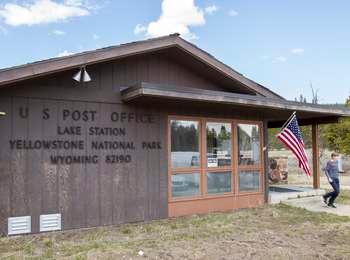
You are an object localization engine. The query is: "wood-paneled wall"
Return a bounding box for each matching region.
[0,97,167,234]
[0,51,265,235]
[1,51,229,103]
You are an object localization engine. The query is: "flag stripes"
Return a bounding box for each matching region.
[277,114,311,177]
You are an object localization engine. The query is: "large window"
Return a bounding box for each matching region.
[172,173,200,198]
[239,171,260,192]
[237,123,262,192]
[169,118,262,200]
[171,120,200,168]
[207,171,231,194]
[206,122,232,167]
[238,124,260,166]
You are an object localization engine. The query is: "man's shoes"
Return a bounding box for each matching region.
[328,203,337,208]
[322,195,328,205]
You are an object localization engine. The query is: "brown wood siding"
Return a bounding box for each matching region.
[0,97,11,235]
[0,54,268,235]
[0,97,167,235]
[0,51,231,103]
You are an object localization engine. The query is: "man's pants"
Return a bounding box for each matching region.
[324,178,340,205]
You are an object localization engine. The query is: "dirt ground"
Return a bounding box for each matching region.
[1,203,350,260]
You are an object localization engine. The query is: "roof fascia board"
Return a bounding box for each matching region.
[121,83,350,117]
[174,37,284,100]
[0,36,178,87]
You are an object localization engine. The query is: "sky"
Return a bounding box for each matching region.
[0,0,349,104]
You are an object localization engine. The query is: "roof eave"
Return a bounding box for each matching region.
[0,34,179,87]
[120,83,350,125]
[0,34,284,100]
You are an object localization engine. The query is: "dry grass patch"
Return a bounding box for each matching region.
[0,204,349,259]
[337,190,350,204]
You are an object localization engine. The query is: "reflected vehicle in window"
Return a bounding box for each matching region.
[207,171,231,194]
[190,155,200,167]
[206,122,232,167]
[171,173,200,198]
[172,175,188,191]
[207,152,231,167]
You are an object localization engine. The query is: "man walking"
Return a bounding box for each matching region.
[323,152,341,208]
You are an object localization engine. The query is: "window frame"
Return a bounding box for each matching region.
[236,120,264,194]
[169,117,201,171]
[168,116,264,202]
[204,119,234,197]
[168,116,203,201]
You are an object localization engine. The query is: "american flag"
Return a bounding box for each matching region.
[277,113,311,176]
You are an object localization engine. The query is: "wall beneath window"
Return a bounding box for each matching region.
[169,194,264,217]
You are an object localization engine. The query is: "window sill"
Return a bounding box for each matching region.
[168,191,264,203]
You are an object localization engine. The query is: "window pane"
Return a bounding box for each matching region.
[239,171,260,192]
[206,122,232,167]
[238,124,260,165]
[171,120,200,168]
[172,173,200,198]
[207,172,231,194]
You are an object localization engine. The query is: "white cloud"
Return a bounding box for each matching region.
[228,9,238,17]
[139,0,206,40]
[52,29,66,35]
[204,5,218,15]
[92,33,99,40]
[134,23,147,35]
[291,48,305,55]
[57,50,75,57]
[0,0,90,26]
[273,56,287,63]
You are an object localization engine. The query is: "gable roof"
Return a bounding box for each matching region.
[0,33,283,99]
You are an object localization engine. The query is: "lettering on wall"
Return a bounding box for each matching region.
[9,107,162,165]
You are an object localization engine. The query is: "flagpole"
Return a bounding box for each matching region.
[280,111,296,130]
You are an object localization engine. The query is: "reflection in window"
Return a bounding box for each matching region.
[207,172,231,194]
[171,120,199,168]
[172,173,200,198]
[206,122,231,167]
[239,171,260,191]
[238,124,260,165]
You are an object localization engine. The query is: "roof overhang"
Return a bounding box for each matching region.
[121,82,350,128]
[0,34,282,99]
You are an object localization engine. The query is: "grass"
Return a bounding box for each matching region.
[337,190,350,204]
[0,204,350,259]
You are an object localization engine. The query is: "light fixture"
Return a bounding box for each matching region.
[0,112,6,116]
[73,66,91,83]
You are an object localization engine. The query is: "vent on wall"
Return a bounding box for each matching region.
[8,216,31,235]
[40,214,62,232]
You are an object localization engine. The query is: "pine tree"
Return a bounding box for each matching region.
[323,96,350,154]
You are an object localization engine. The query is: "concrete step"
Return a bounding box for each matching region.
[269,186,325,204]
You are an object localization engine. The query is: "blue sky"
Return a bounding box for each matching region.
[0,0,349,103]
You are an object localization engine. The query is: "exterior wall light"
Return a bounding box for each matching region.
[73,66,91,83]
